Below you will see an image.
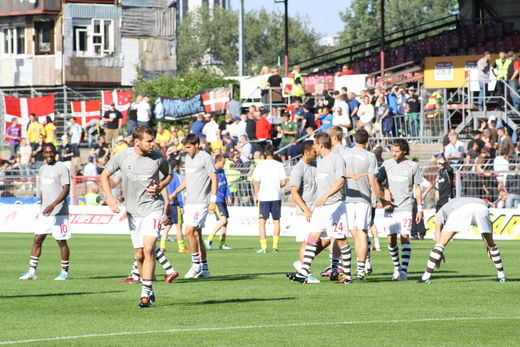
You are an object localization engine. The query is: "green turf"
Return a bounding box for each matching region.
[1,233,519,346]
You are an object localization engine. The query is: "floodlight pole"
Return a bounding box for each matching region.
[275,0,289,76]
[238,0,245,76]
[380,0,385,77]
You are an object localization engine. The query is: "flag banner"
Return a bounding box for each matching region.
[70,100,101,126]
[3,94,55,138]
[101,90,132,123]
[155,87,231,122]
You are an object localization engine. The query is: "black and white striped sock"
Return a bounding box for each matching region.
[29,256,39,273]
[61,260,69,273]
[300,243,317,277]
[340,244,352,278]
[401,243,411,273]
[131,259,140,281]
[489,246,505,279]
[191,252,200,270]
[141,279,153,298]
[155,247,174,275]
[388,244,400,269]
[422,244,444,280]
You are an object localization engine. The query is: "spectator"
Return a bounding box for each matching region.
[442,128,456,148]
[322,90,334,109]
[84,118,102,149]
[317,106,334,132]
[332,103,352,136]
[137,96,151,127]
[434,154,454,211]
[497,126,515,158]
[505,166,520,208]
[397,87,407,132]
[484,118,498,156]
[44,116,56,145]
[494,191,507,208]
[477,51,491,111]
[202,114,220,150]
[227,116,240,142]
[259,66,271,105]
[358,95,375,134]
[103,102,123,146]
[190,114,205,139]
[374,96,390,142]
[85,184,104,206]
[406,88,420,137]
[492,51,510,107]
[347,92,360,122]
[84,156,98,185]
[57,135,74,172]
[126,95,141,136]
[493,147,510,192]
[246,111,258,145]
[301,103,316,135]
[155,123,172,149]
[444,134,465,164]
[236,134,251,163]
[266,67,283,103]
[286,98,304,123]
[18,138,32,190]
[221,131,234,157]
[237,113,248,138]
[219,112,234,138]
[279,112,298,162]
[287,137,302,161]
[92,135,110,160]
[467,130,485,154]
[256,110,272,142]
[68,117,83,169]
[5,117,21,158]
[112,136,128,154]
[227,98,242,121]
[335,63,355,76]
[507,51,520,110]
[27,113,45,150]
[387,86,399,135]
[373,145,384,167]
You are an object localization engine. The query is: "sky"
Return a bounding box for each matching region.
[229,0,349,36]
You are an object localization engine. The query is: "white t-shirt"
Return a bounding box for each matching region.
[252,159,287,201]
[137,101,151,122]
[332,114,351,134]
[493,156,509,183]
[203,121,220,143]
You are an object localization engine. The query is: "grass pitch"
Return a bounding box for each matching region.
[1,233,519,346]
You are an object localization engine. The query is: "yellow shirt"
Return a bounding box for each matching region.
[27,122,46,143]
[156,129,172,143]
[112,143,128,154]
[44,123,56,145]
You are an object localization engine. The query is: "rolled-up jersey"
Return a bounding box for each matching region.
[289,160,317,214]
[435,197,487,224]
[104,147,171,217]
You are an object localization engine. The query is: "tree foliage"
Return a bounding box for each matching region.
[177,6,322,76]
[338,0,458,48]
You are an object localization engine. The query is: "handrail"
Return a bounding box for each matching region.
[296,14,458,71]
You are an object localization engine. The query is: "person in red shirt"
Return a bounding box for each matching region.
[256,110,272,141]
[507,51,520,110]
[335,63,355,76]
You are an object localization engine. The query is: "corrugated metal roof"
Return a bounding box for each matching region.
[122,7,175,37]
[66,3,121,19]
[122,0,173,8]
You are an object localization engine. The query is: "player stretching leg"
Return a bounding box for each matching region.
[419,197,506,283]
[162,159,190,253]
[287,132,352,284]
[205,154,233,250]
[20,144,71,281]
[101,125,173,308]
[377,139,423,281]
[170,134,217,278]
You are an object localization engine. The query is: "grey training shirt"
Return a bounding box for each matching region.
[289,160,317,214]
[104,147,171,217]
[343,146,378,204]
[436,197,487,224]
[378,158,422,213]
[316,152,346,205]
[39,161,70,216]
[184,150,216,205]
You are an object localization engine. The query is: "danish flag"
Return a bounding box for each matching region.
[70,100,101,126]
[3,94,54,138]
[101,90,132,123]
[201,88,230,114]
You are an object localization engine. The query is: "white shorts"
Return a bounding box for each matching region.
[127,210,163,248]
[184,204,209,228]
[443,203,492,234]
[294,214,311,242]
[35,214,71,240]
[311,201,348,239]
[382,210,413,236]
[346,202,372,231]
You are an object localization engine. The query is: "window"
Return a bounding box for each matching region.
[72,19,113,57]
[35,21,54,55]
[0,26,26,56]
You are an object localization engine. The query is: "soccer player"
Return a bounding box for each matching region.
[419,197,506,283]
[162,158,190,253]
[170,134,217,278]
[287,132,353,284]
[20,143,71,281]
[377,139,423,281]
[205,154,233,250]
[253,143,287,253]
[290,140,324,283]
[101,125,173,308]
[339,128,387,280]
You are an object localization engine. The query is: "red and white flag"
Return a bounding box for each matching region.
[71,100,101,126]
[201,88,230,114]
[101,90,132,123]
[3,94,55,137]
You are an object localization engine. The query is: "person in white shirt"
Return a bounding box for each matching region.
[137,96,151,127]
[253,144,287,253]
[493,147,510,191]
[202,114,220,150]
[332,106,352,137]
[358,95,375,134]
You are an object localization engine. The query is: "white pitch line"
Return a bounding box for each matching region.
[1,316,519,345]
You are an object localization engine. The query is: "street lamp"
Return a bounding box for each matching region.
[274,0,288,76]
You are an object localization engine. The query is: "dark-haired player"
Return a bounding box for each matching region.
[20,143,71,281]
[252,143,287,253]
[101,125,173,308]
[377,139,423,281]
[170,134,217,278]
[419,197,506,283]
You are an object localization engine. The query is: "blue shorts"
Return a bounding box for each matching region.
[215,202,229,219]
[166,205,183,225]
[259,200,281,220]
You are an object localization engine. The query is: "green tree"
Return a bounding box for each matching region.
[338,0,458,48]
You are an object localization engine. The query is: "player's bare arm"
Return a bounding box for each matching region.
[209,172,218,213]
[100,169,120,213]
[315,177,344,207]
[253,180,260,204]
[290,186,312,221]
[170,178,187,200]
[161,187,171,225]
[414,184,423,223]
[369,174,392,207]
[43,184,70,216]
